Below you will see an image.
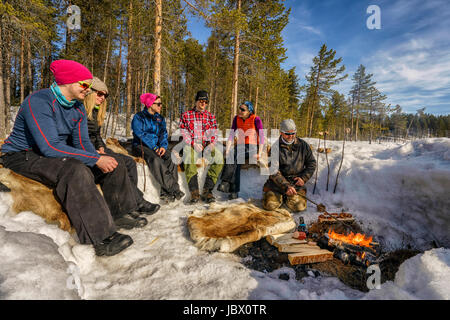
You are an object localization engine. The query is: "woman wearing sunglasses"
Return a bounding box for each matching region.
[131,93,184,203]
[217,101,264,200]
[84,77,161,227]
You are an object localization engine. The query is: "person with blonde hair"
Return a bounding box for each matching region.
[84,77,160,223]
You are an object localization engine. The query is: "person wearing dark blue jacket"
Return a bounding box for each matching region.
[0,60,139,257]
[132,93,183,203]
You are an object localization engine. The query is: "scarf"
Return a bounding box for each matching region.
[50,82,77,108]
[281,136,295,145]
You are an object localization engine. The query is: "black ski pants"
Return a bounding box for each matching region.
[132,145,180,196]
[1,150,139,245]
[104,147,144,206]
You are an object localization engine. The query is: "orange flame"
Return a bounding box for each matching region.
[327,229,373,248]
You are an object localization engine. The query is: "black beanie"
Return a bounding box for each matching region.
[195,90,209,101]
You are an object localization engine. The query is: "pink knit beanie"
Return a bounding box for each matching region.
[140,93,159,108]
[50,60,93,85]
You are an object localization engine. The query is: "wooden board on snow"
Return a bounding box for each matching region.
[265,234,286,245]
[268,233,308,248]
[288,248,333,265]
[277,242,319,253]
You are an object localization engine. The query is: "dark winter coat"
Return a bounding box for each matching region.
[264,137,316,193]
[87,108,106,150]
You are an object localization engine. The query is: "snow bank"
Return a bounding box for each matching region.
[0,137,449,300]
[303,138,450,250]
[365,248,450,300]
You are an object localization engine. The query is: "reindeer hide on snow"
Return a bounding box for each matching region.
[0,168,72,232]
[105,138,144,163]
[187,202,296,252]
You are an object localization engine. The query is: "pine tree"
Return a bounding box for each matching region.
[349,64,374,141]
[304,44,347,137]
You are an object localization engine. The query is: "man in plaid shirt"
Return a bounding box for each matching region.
[180,90,223,203]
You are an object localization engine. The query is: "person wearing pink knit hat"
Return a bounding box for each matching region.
[1,59,140,257]
[131,93,184,203]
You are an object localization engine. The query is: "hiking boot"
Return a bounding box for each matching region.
[217,181,230,193]
[189,190,200,204]
[263,191,283,211]
[173,190,185,200]
[201,191,216,203]
[114,214,148,230]
[94,232,134,257]
[203,175,216,192]
[229,192,238,200]
[137,200,160,215]
[160,193,175,203]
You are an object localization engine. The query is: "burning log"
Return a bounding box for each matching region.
[317,229,381,267]
[333,249,350,265]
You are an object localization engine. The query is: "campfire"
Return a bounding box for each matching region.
[318,229,381,267]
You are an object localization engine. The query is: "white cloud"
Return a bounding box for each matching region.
[298,24,322,36]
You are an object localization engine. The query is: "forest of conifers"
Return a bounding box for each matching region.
[0,0,449,141]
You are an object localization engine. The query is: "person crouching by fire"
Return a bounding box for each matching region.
[262,119,316,212]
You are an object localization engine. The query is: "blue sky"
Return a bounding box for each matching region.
[187,0,450,115]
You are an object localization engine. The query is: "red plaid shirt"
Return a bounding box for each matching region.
[179,108,218,146]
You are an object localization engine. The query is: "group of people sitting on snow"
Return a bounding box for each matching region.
[0,60,316,257]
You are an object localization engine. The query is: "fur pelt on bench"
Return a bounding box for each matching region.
[0,167,73,231]
[187,202,296,253]
[0,139,138,232]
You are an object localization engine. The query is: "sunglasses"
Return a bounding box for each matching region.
[197,100,208,104]
[282,131,296,136]
[96,91,109,98]
[153,102,162,107]
[239,107,248,112]
[78,81,93,90]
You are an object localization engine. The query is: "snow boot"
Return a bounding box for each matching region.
[136,200,161,215]
[114,214,148,230]
[94,232,134,257]
[263,191,283,211]
[217,181,230,193]
[286,191,307,212]
[189,190,200,204]
[201,175,216,203]
[173,190,185,200]
[160,192,175,203]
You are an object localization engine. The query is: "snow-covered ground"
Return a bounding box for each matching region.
[0,135,449,300]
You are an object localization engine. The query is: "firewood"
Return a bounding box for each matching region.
[271,233,308,249]
[265,233,286,245]
[277,242,317,253]
[288,249,333,265]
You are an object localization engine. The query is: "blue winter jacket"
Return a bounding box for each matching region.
[1,89,100,166]
[131,108,168,151]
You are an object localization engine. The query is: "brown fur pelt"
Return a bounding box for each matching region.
[0,168,72,232]
[187,202,296,252]
[105,138,145,164]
